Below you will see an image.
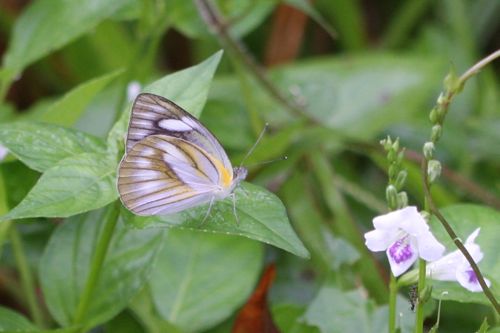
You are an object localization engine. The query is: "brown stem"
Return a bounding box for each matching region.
[194,0,314,121]
[422,159,500,313]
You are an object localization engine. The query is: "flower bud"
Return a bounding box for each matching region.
[444,67,458,92]
[429,107,439,124]
[431,124,442,142]
[423,142,435,160]
[386,185,398,210]
[387,149,396,162]
[427,159,442,183]
[380,136,392,150]
[388,163,397,179]
[392,139,400,152]
[437,92,446,106]
[396,150,405,164]
[397,191,408,209]
[395,170,407,190]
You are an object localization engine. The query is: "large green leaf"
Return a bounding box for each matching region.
[429,204,500,304]
[124,182,309,258]
[39,209,165,328]
[108,51,223,152]
[1,0,135,80]
[149,229,263,332]
[272,304,320,333]
[0,306,37,331]
[0,152,116,221]
[270,54,443,139]
[210,54,443,140]
[28,69,123,126]
[303,286,415,333]
[0,122,106,172]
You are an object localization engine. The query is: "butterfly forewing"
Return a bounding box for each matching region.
[126,93,233,172]
[118,134,232,215]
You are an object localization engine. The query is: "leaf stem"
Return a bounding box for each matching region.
[73,201,120,325]
[9,225,46,327]
[194,0,314,122]
[388,274,397,333]
[414,259,426,333]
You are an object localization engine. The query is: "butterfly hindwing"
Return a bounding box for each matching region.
[126,93,232,171]
[118,134,230,216]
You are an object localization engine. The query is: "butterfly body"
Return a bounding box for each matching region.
[118,93,246,216]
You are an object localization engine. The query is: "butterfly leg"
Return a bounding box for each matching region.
[200,196,216,226]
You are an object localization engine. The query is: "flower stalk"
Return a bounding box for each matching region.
[420,49,500,314]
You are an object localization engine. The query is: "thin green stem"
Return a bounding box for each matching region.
[422,159,500,313]
[414,259,426,333]
[73,201,120,326]
[9,226,45,327]
[388,274,398,333]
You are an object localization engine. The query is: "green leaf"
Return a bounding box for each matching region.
[272,304,320,333]
[284,0,337,38]
[145,50,222,117]
[0,122,106,172]
[270,54,443,139]
[39,209,165,328]
[1,152,116,221]
[108,51,223,152]
[429,204,500,304]
[0,306,37,331]
[165,0,275,39]
[149,229,263,332]
[2,0,135,79]
[124,182,310,258]
[30,70,123,126]
[303,287,415,333]
[129,289,184,333]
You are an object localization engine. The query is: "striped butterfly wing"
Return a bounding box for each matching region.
[118,134,231,216]
[126,93,233,171]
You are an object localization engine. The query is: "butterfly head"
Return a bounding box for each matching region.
[233,166,248,183]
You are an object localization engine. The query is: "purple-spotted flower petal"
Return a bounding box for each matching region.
[427,228,490,292]
[365,206,445,277]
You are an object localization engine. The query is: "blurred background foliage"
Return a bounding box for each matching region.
[0,0,499,332]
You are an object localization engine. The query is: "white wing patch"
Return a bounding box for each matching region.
[158,119,193,131]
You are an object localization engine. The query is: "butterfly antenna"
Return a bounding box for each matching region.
[245,156,288,168]
[239,123,269,168]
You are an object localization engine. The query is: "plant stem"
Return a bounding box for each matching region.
[194,0,314,121]
[414,259,426,333]
[422,160,500,313]
[9,226,45,327]
[73,201,120,325]
[388,274,398,333]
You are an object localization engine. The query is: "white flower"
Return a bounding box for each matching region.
[427,228,490,292]
[365,206,445,276]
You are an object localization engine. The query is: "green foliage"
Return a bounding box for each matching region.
[40,208,165,328]
[430,205,500,304]
[0,0,498,332]
[149,229,263,332]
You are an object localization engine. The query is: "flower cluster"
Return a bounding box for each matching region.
[364,206,490,292]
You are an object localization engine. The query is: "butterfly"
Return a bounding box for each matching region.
[117,93,247,217]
